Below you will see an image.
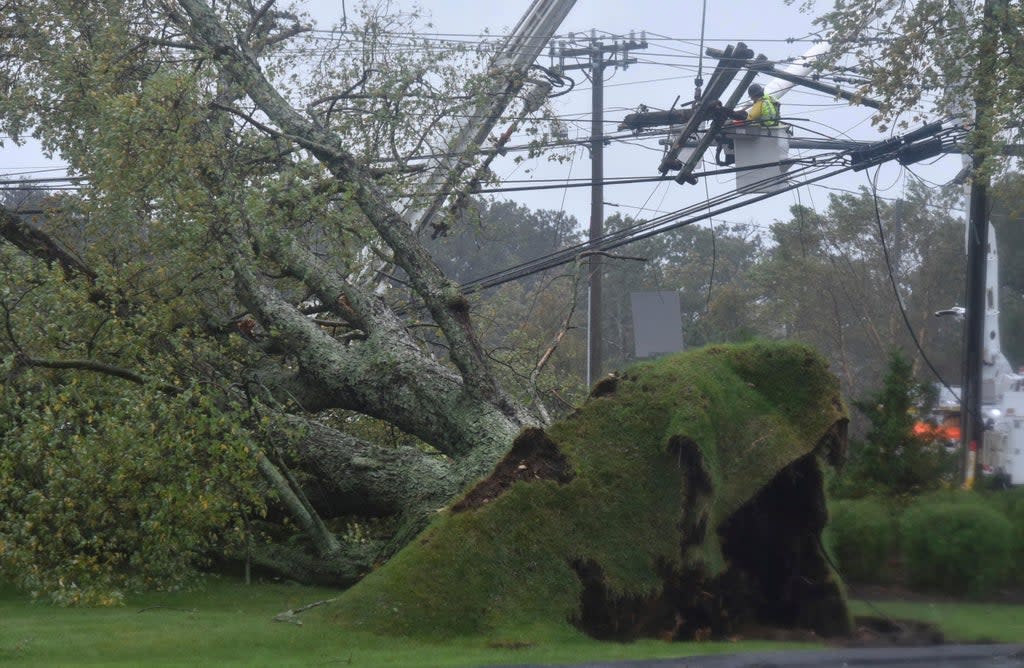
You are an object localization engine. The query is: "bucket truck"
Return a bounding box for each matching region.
[937,226,1024,486]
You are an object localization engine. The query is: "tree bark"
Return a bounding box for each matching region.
[278,416,461,520]
[0,208,97,281]
[172,0,530,426]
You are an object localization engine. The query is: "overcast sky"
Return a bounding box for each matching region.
[2,1,966,243]
[295,1,964,228]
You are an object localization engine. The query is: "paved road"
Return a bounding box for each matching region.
[501,644,1024,668]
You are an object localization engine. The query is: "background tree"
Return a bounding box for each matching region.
[599,214,763,370]
[426,199,589,416]
[792,0,1022,150]
[990,172,1024,367]
[752,185,963,402]
[832,351,958,498]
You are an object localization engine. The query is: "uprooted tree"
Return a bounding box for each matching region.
[0,0,568,599]
[0,3,850,636]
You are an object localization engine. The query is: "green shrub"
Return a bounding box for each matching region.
[984,488,1024,584]
[916,489,989,506]
[828,498,896,584]
[900,501,1013,596]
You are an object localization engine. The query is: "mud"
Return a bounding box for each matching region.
[841,616,946,647]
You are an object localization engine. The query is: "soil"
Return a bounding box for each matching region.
[839,616,946,647]
[714,616,944,647]
[450,428,573,512]
[847,583,1024,606]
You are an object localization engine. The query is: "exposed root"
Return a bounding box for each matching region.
[451,428,573,512]
[571,430,851,641]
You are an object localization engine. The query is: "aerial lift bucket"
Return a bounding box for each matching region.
[723,125,791,194]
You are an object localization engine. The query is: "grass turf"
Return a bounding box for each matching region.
[2,578,1021,667]
[0,577,808,667]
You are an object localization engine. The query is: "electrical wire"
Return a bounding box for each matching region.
[459,156,853,293]
[457,122,968,293]
[473,155,833,194]
[695,0,708,100]
[702,157,716,310]
[867,166,964,410]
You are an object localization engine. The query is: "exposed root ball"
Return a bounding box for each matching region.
[333,342,853,642]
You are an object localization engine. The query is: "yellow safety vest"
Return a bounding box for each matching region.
[760,94,779,126]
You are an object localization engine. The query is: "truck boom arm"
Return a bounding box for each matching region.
[402,0,577,235]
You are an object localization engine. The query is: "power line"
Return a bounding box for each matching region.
[455,123,966,293]
[473,156,828,194]
[458,157,851,293]
[304,28,824,47]
[0,176,87,187]
[867,167,965,413]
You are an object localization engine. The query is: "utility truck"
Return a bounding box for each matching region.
[937,225,1024,486]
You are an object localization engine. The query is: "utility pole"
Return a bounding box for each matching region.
[959,0,1000,488]
[552,31,647,385]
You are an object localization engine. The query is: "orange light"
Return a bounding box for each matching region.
[913,422,960,441]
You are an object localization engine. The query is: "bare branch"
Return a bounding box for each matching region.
[247,0,277,36]
[209,100,281,137]
[273,597,339,624]
[251,24,310,51]
[529,269,585,425]
[577,250,648,263]
[13,352,182,395]
[142,36,201,50]
[367,163,426,178]
[308,68,374,121]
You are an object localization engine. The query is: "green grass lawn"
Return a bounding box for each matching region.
[0,577,806,667]
[848,599,1024,644]
[1,577,1020,667]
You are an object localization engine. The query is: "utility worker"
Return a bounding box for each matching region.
[746,83,779,126]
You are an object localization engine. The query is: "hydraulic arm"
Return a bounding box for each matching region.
[402,0,578,236]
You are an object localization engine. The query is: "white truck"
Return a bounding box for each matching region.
[939,225,1024,485]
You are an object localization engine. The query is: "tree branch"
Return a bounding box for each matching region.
[529,270,584,425]
[219,224,515,459]
[171,0,532,425]
[142,36,201,50]
[256,450,340,556]
[278,416,459,519]
[0,208,97,281]
[13,352,182,395]
[247,0,277,36]
[250,24,309,51]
